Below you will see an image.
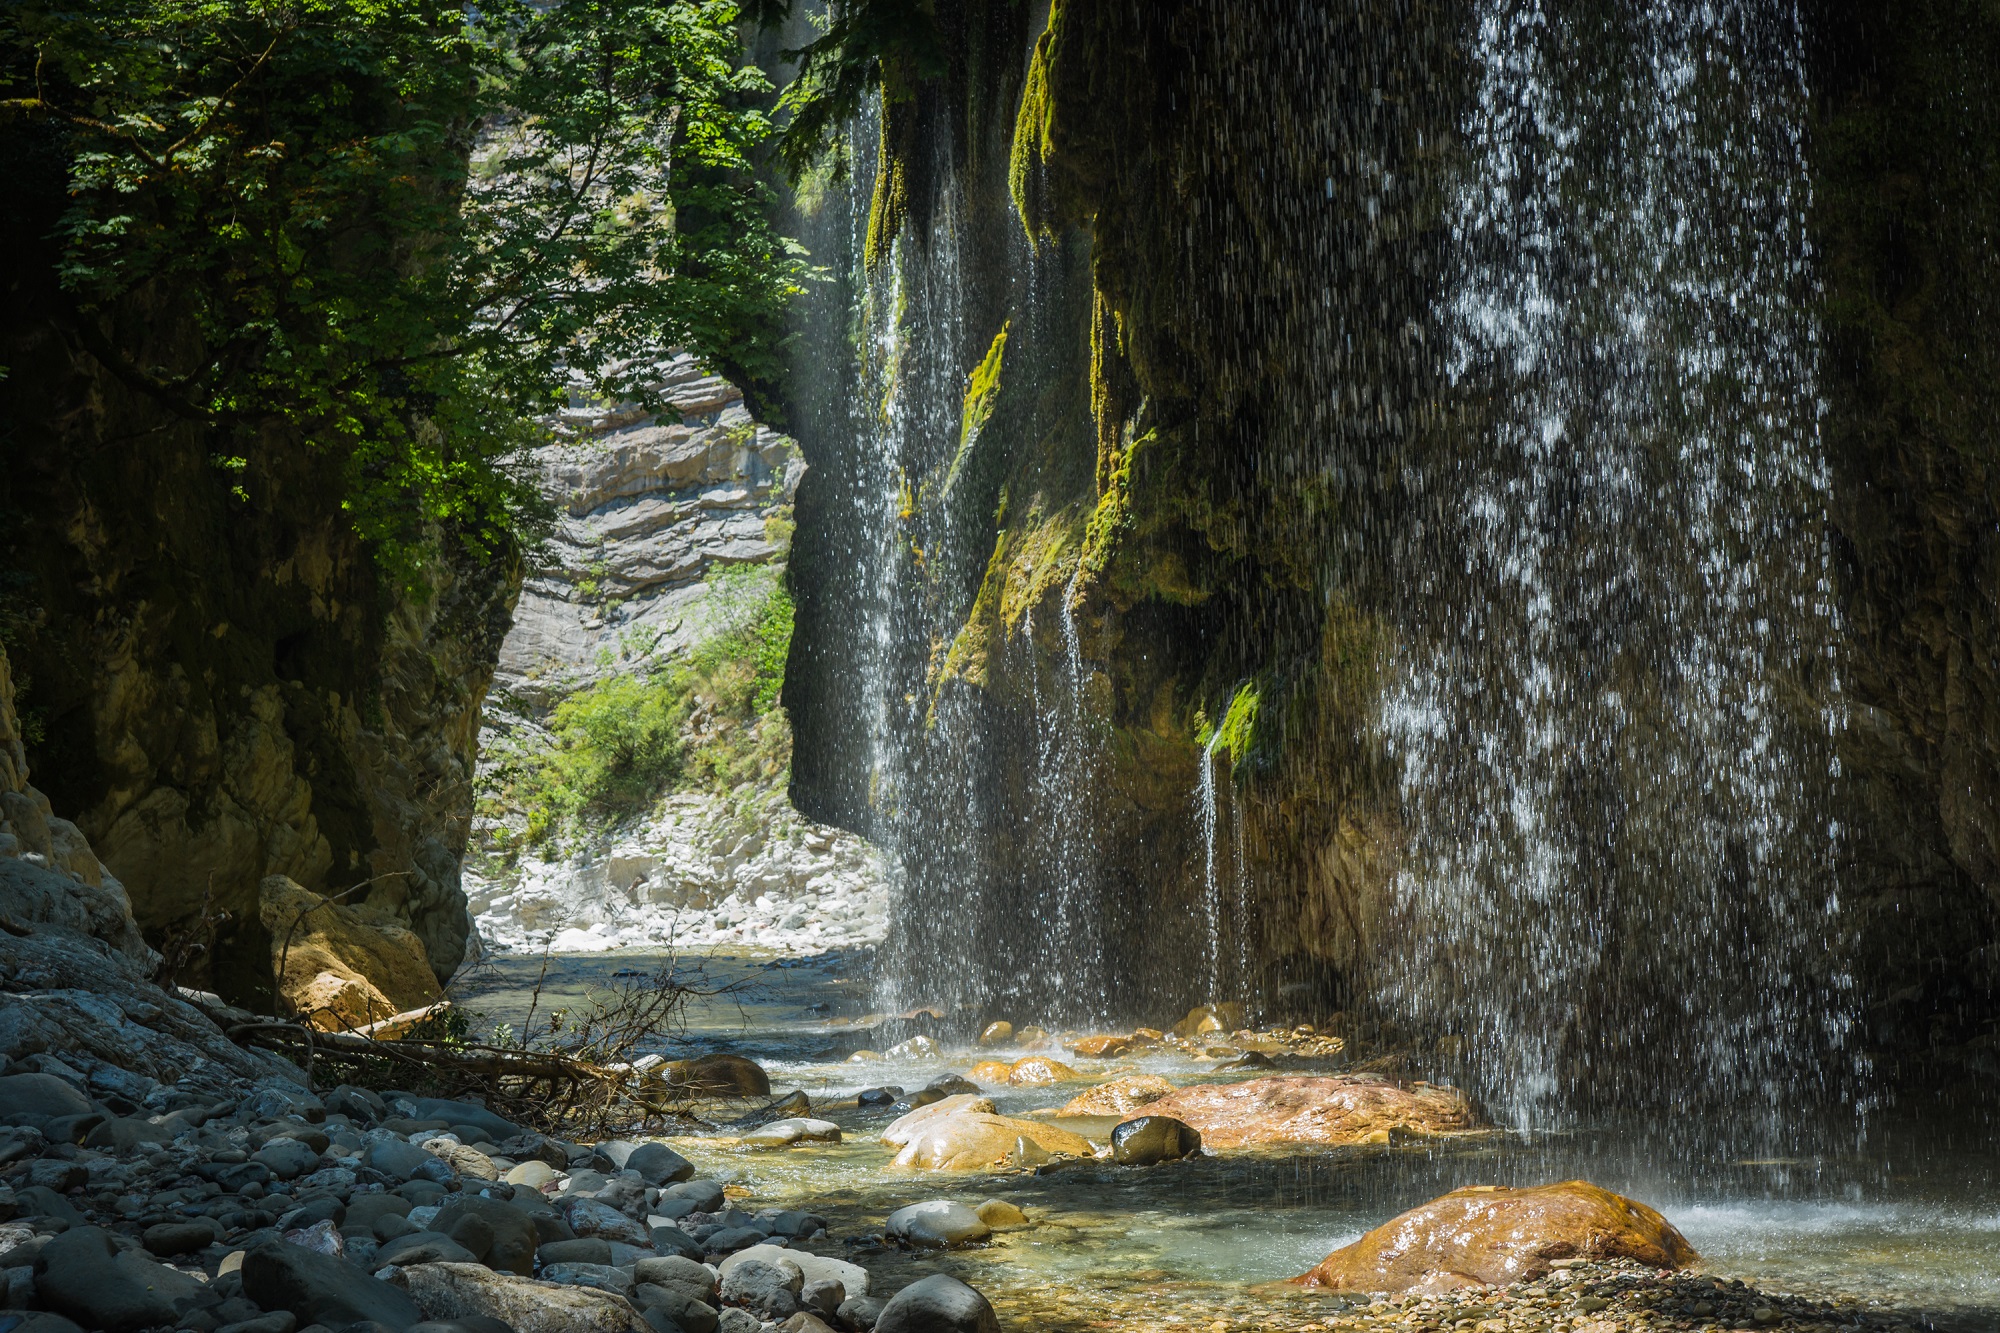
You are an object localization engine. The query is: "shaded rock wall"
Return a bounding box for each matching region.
[0,152,517,1004]
[784,0,2000,1065]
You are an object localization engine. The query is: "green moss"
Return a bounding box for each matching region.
[1217,681,1261,772]
[865,98,914,270]
[945,322,1009,497]
[1008,13,1059,244]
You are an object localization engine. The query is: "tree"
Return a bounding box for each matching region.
[0,0,807,583]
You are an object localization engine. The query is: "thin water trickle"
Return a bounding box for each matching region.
[1196,730,1225,1004]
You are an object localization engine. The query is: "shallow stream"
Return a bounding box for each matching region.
[455,950,2000,1332]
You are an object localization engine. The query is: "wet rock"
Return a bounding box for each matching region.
[1294,1181,1700,1292]
[873,1274,1000,1333]
[884,1202,990,1249]
[34,1225,218,1332]
[888,1111,1094,1172]
[856,1087,901,1107]
[241,1238,422,1328]
[1002,1057,1077,1086]
[624,1142,695,1185]
[388,1261,649,1332]
[839,1296,887,1331]
[731,1090,814,1127]
[884,1036,938,1061]
[1054,1074,1176,1117]
[1067,1035,1131,1058]
[973,1200,1028,1230]
[976,1022,1012,1047]
[1111,1115,1202,1166]
[1143,1075,1479,1149]
[1171,1004,1244,1039]
[665,1054,770,1099]
[720,1256,801,1319]
[963,1061,1013,1088]
[741,1118,842,1148]
[881,1095,995,1149]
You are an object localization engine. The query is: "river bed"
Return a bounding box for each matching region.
[454,948,2000,1333]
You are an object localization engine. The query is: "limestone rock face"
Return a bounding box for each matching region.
[1295,1181,1698,1293]
[1141,1077,1479,1149]
[257,874,441,1030]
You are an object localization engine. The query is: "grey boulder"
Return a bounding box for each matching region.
[241,1238,421,1328]
[874,1275,1000,1333]
[33,1226,218,1332]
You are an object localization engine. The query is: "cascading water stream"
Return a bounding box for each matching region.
[1377,0,1850,1135]
[1195,731,1225,1005]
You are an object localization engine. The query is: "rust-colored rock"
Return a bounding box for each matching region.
[1068,1035,1132,1058]
[1005,1056,1078,1086]
[1143,1076,1477,1149]
[1295,1181,1699,1293]
[966,1060,1015,1086]
[1055,1075,1176,1117]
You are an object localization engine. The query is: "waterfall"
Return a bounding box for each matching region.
[1378,0,1851,1132]
[1196,730,1225,1005]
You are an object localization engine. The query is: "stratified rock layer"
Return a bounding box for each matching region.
[1295,1181,1699,1293]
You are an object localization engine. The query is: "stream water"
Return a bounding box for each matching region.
[457,948,2000,1333]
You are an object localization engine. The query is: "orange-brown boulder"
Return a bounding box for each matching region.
[1295,1181,1699,1293]
[966,1060,1015,1086]
[1055,1075,1177,1117]
[1005,1056,1079,1086]
[1068,1035,1132,1058]
[1142,1076,1477,1149]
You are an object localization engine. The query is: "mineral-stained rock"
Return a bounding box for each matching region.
[1003,1057,1078,1086]
[389,1261,650,1332]
[964,1060,1013,1086]
[1068,1035,1132,1058]
[1054,1074,1176,1117]
[1110,1115,1201,1166]
[1294,1181,1699,1292]
[258,875,442,1030]
[1141,1076,1478,1149]
[887,1112,1094,1172]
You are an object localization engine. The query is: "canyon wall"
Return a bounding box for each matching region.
[0,153,518,1006]
[782,0,2000,1077]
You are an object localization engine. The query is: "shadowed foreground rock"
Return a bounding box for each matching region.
[1143,1076,1479,1149]
[1295,1181,1700,1293]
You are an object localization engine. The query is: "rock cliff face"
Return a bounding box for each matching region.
[0,259,517,1006]
[782,0,2000,1072]
[469,359,889,954]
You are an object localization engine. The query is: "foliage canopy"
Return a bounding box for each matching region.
[1,0,807,583]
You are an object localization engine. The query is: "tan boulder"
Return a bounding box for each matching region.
[978,1021,1013,1047]
[1005,1056,1078,1086]
[1142,1076,1478,1149]
[882,1094,996,1148]
[1055,1074,1177,1117]
[889,1110,1095,1171]
[260,875,440,1031]
[1295,1181,1699,1293]
[965,1060,1014,1086]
